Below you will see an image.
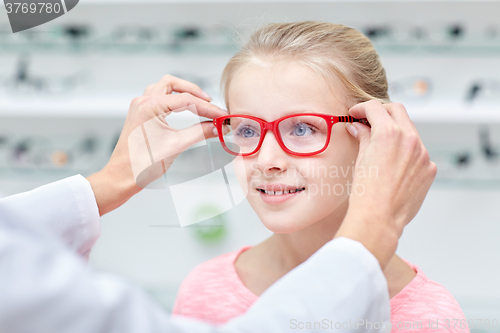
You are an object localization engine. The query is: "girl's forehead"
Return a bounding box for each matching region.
[227,64,349,117]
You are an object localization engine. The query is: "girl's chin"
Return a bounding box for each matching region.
[258,217,313,234]
[263,226,303,234]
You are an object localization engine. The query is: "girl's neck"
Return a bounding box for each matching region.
[236,198,414,299]
[263,198,349,272]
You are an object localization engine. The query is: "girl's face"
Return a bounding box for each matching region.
[227,61,359,233]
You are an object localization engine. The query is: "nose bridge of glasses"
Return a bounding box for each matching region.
[262,122,274,131]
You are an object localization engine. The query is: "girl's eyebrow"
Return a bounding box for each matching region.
[282,109,318,116]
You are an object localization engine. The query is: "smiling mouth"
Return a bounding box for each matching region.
[257,188,306,196]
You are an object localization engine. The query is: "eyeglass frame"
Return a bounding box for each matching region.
[213,113,369,157]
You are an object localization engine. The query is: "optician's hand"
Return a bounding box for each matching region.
[87,75,227,215]
[336,100,437,270]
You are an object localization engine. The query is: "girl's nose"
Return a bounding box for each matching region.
[255,131,289,174]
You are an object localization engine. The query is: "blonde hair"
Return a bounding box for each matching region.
[221,21,390,109]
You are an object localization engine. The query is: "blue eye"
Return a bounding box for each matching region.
[236,126,259,138]
[292,123,314,136]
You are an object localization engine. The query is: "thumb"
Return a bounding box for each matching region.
[175,121,231,148]
[129,120,218,189]
[175,121,218,149]
[346,122,371,154]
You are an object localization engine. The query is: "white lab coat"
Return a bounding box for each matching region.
[0,175,391,333]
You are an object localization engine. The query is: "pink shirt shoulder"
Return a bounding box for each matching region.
[173,246,469,332]
[172,246,254,324]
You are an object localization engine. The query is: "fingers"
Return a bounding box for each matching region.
[176,121,218,149]
[143,74,212,101]
[348,100,395,132]
[381,103,428,167]
[139,118,216,169]
[429,161,438,180]
[348,122,371,148]
[349,100,419,139]
[133,93,227,120]
[346,122,372,169]
[167,93,227,119]
[383,103,417,134]
[147,121,216,164]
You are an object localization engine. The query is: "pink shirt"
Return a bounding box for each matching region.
[173,246,469,332]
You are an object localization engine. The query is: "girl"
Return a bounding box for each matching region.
[173,21,467,331]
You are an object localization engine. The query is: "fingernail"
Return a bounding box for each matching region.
[201,90,212,101]
[212,127,218,136]
[346,123,358,138]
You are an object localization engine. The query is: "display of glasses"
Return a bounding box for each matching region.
[0,23,239,55]
[0,56,88,96]
[417,124,500,188]
[1,135,102,175]
[430,146,499,184]
[1,18,500,56]
[0,118,123,178]
[360,21,500,55]
[389,76,432,102]
[465,78,500,103]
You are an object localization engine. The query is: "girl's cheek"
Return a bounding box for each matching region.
[232,156,250,196]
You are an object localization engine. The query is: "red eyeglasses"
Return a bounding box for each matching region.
[213,113,368,157]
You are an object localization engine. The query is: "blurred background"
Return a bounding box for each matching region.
[0,0,499,330]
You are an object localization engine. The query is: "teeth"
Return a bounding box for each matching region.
[260,188,305,195]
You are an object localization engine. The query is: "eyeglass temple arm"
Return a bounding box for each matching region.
[216,116,370,127]
[337,116,371,128]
